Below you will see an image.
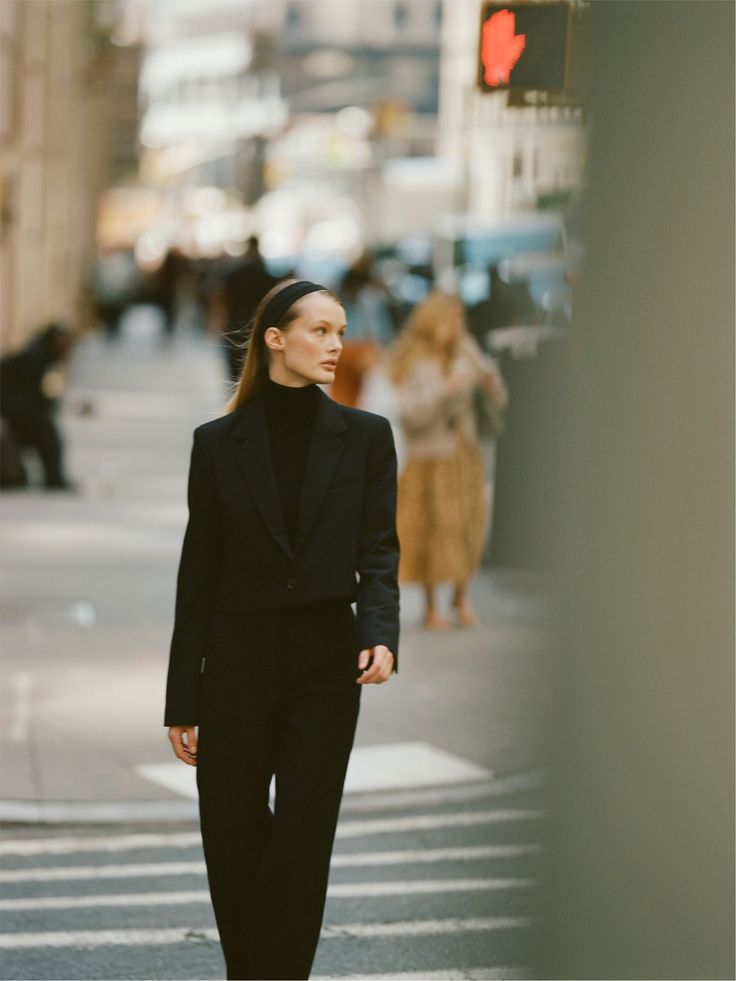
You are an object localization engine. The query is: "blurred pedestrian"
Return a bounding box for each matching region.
[165,279,399,980]
[467,263,537,345]
[151,247,191,343]
[0,323,75,490]
[88,249,140,341]
[332,253,394,407]
[389,291,507,628]
[214,235,279,382]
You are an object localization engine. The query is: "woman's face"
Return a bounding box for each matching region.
[265,292,346,387]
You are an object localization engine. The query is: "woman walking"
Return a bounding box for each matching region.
[389,291,506,629]
[164,280,400,980]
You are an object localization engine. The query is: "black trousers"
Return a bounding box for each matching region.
[2,408,66,487]
[197,600,362,980]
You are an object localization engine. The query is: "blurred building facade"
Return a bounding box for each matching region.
[138,20,287,198]
[265,0,444,248]
[134,0,444,259]
[0,0,140,352]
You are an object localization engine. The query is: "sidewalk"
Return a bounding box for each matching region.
[0,309,551,822]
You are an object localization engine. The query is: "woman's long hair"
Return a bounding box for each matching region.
[223,280,342,413]
[388,291,464,384]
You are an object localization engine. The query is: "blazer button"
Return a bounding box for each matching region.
[286,577,297,590]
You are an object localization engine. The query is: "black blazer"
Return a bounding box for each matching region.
[164,388,400,725]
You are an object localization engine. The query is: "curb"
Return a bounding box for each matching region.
[0,770,550,826]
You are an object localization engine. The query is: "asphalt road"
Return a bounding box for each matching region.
[0,781,545,980]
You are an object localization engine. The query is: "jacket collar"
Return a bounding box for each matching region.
[231,387,348,559]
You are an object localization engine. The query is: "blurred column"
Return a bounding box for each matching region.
[0,0,124,352]
[539,2,734,978]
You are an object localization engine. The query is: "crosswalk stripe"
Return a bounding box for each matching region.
[0,878,538,911]
[313,970,530,980]
[0,810,542,857]
[333,844,541,866]
[0,832,201,858]
[321,917,535,938]
[0,808,544,855]
[0,917,535,949]
[292,875,534,898]
[0,861,205,884]
[0,844,540,883]
[0,891,211,911]
[334,810,542,840]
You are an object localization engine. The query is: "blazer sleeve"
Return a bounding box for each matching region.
[164,428,223,726]
[356,415,401,669]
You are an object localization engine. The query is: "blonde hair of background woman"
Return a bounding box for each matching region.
[388,291,465,385]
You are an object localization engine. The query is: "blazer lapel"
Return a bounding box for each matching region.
[231,390,348,559]
[232,399,293,560]
[293,389,348,555]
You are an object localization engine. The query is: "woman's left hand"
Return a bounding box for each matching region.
[357,645,395,684]
[481,367,509,409]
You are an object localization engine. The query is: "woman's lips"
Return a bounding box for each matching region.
[321,361,338,368]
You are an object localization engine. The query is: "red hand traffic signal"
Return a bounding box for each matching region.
[478,2,571,93]
[481,9,527,86]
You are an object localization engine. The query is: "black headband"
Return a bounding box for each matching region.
[261,280,327,329]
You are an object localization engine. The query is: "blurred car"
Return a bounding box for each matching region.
[432,212,570,309]
[372,234,434,327]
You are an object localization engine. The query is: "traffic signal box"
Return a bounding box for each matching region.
[477,2,572,93]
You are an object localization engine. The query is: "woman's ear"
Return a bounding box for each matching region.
[264,327,284,352]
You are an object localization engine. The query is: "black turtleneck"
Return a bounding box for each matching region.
[262,375,320,543]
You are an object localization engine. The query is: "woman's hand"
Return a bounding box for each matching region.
[168,725,198,766]
[480,366,509,408]
[357,645,395,684]
[445,367,476,396]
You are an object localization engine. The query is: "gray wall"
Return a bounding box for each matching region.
[539,2,734,978]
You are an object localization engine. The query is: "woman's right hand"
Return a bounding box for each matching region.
[168,725,198,766]
[445,367,475,396]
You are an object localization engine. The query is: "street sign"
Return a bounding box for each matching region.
[477,2,571,93]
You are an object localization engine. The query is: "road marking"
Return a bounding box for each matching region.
[321,917,535,938]
[0,861,205,884]
[347,743,493,794]
[0,878,538,911]
[339,769,549,814]
[331,878,538,898]
[334,809,543,839]
[0,800,199,825]
[0,917,535,949]
[333,843,542,867]
[137,743,492,800]
[0,844,540,883]
[9,672,32,743]
[0,809,542,857]
[314,970,530,980]
[0,832,202,858]
[0,891,212,911]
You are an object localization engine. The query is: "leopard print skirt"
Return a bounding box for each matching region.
[397,435,489,585]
